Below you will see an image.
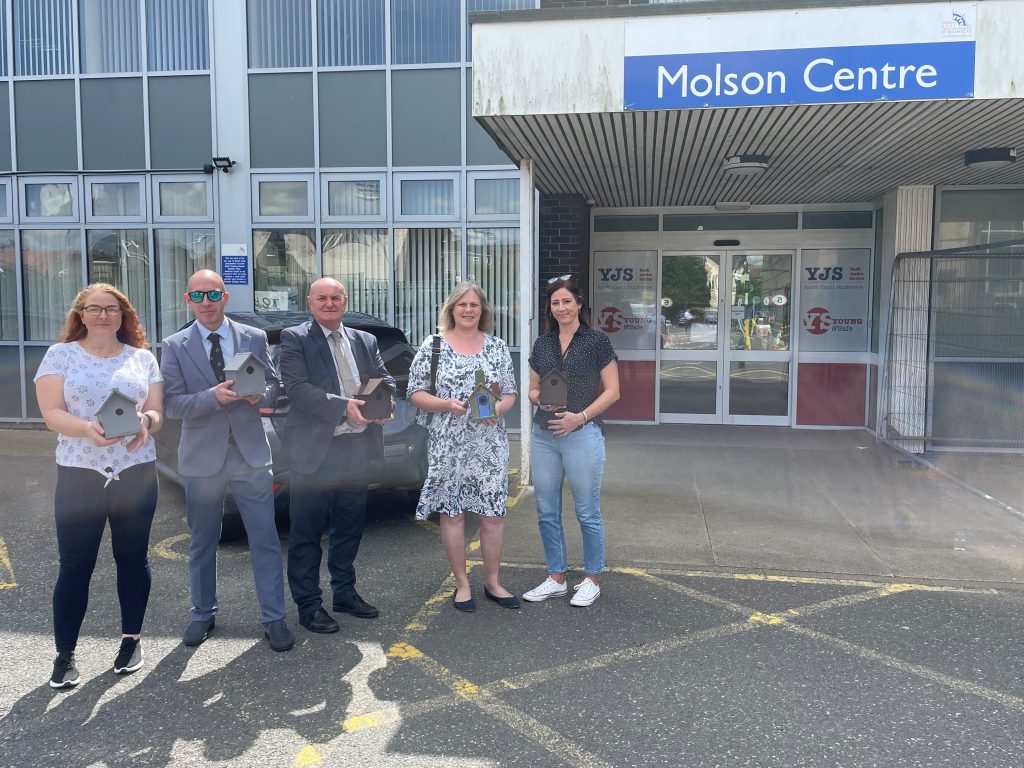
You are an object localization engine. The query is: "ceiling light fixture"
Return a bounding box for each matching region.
[964,147,1016,170]
[722,154,769,177]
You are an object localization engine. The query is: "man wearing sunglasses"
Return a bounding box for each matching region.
[159,269,293,653]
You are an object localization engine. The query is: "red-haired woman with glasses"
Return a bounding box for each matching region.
[34,283,163,689]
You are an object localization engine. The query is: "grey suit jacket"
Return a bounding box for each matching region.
[161,318,280,478]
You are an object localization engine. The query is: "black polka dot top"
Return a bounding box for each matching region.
[528,324,617,432]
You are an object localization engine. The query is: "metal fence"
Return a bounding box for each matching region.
[882,240,1024,453]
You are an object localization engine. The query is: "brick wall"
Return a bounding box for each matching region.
[538,193,591,329]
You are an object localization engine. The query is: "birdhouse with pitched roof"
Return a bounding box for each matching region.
[356,378,395,421]
[466,369,502,422]
[539,369,569,409]
[95,388,140,439]
[224,352,266,396]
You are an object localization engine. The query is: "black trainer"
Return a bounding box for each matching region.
[50,653,80,689]
[113,638,144,674]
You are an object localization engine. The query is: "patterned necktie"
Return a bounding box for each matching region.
[330,331,358,396]
[209,332,226,383]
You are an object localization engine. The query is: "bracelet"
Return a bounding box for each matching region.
[581,410,589,423]
[143,412,153,430]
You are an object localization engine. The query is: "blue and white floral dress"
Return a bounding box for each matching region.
[408,334,517,519]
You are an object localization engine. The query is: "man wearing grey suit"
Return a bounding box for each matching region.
[160,269,293,652]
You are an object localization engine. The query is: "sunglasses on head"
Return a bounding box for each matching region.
[547,274,572,284]
[187,289,225,303]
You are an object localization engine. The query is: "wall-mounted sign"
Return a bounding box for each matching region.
[798,249,870,352]
[221,244,249,285]
[593,252,658,350]
[624,4,975,110]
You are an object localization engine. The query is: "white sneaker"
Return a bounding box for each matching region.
[522,577,569,602]
[569,579,601,607]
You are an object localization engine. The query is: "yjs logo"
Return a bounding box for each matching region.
[803,306,864,334]
[598,268,634,282]
[599,306,624,333]
[805,267,844,281]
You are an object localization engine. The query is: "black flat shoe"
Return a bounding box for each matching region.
[453,590,476,612]
[484,587,521,609]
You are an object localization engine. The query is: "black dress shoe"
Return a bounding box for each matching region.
[453,590,476,613]
[332,594,379,619]
[182,617,215,647]
[299,608,339,634]
[484,587,521,609]
[263,619,295,652]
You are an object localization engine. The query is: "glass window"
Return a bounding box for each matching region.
[802,210,873,229]
[729,361,789,416]
[0,232,16,340]
[0,10,7,76]
[0,182,11,221]
[79,0,140,73]
[326,180,382,218]
[936,189,1024,250]
[322,229,388,319]
[594,215,659,232]
[394,228,460,344]
[319,0,384,67]
[22,230,82,341]
[392,0,459,65]
[467,228,519,346]
[154,228,215,339]
[90,181,142,218]
[398,178,456,218]
[248,0,311,69]
[466,0,535,60]
[147,0,209,71]
[87,229,150,331]
[157,180,209,218]
[253,229,316,312]
[472,177,519,217]
[730,254,792,352]
[23,182,76,220]
[15,0,74,76]
[258,180,310,218]
[665,213,799,231]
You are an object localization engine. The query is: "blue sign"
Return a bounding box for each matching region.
[624,41,975,110]
[222,254,248,285]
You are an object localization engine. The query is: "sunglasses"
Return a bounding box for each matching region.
[547,274,572,284]
[187,289,225,303]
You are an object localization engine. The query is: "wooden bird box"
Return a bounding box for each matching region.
[466,369,501,422]
[356,378,395,421]
[540,369,569,409]
[224,352,266,396]
[95,388,140,439]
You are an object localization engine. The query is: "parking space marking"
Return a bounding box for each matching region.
[0,537,15,589]
[150,533,190,562]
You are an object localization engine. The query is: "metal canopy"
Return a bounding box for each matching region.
[477,98,1024,207]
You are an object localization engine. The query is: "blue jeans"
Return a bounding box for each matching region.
[531,422,606,575]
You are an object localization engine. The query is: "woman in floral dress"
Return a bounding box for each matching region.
[408,282,519,612]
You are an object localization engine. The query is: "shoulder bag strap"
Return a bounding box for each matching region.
[429,334,441,395]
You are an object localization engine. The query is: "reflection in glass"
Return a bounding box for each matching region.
[259,181,308,217]
[22,230,83,341]
[327,181,381,217]
[80,0,140,73]
[729,361,789,416]
[87,229,150,331]
[660,360,717,415]
[468,228,519,346]
[394,228,460,344]
[159,182,207,217]
[474,178,519,216]
[253,229,316,312]
[730,254,791,351]
[660,255,719,350]
[92,182,141,217]
[154,228,215,339]
[25,183,74,218]
[400,179,454,217]
[0,232,16,340]
[322,229,388,319]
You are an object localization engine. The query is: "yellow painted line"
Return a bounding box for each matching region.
[342,695,454,734]
[401,574,457,632]
[414,519,439,534]
[386,642,424,660]
[748,612,786,626]
[467,539,481,553]
[150,533,190,562]
[506,467,525,510]
[785,622,1024,713]
[291,745,323,767]
[0,537,16,589]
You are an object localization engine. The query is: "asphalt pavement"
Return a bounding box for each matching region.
[1,425,1023,768]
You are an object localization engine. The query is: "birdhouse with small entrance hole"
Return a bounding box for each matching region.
[95,388,140,439]
[466,369,502,422]
[224,352,266,397]
[356,378,396,421]
[540,369,569,409]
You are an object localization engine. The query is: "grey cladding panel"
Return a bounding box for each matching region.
[249,73,314,168]
[466,69,511,166]
[81,79,146,170]
[391,69,460,167]
[319,71,387,167]
[15,80,78,172]
[0,84,9,172]
[149,76,212,170]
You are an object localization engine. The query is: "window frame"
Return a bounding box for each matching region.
[320,172,387,223]
[0,178,13,223]
[251,173,315,223]
[19,177,81,224]
[467,170,520,222]
[84,175,147,223]
[394,172,460,223]
[151,174,214,222]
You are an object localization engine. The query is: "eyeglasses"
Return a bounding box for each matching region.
[81,305,122,317]
[186,289,225,303]
[547,274,572,284]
